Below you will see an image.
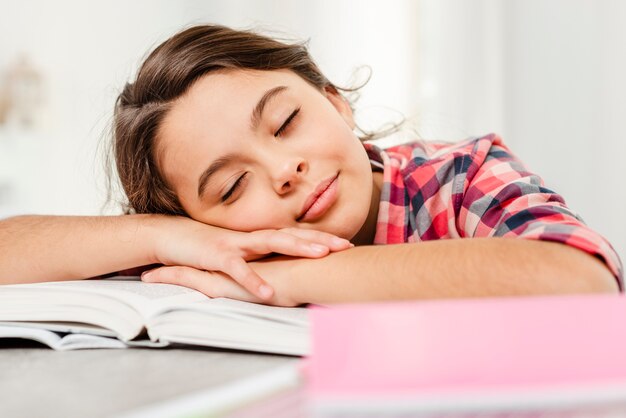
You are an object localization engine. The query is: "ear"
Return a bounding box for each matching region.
[323,86,356,130]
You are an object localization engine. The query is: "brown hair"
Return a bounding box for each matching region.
[112,24,400,216]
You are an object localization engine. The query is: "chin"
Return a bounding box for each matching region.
[334,211,371,241]
[302,216,357,240]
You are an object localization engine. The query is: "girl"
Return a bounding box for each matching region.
[0,24,622,306]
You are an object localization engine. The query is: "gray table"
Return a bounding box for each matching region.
[8,341,626,418]
[0,340,300,418]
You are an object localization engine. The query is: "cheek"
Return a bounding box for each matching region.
[224,207,284,232]
[200,192,290,232]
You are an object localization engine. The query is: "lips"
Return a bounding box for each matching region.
[297,174,339,222]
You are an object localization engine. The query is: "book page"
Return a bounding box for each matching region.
[0,287,146,339]
[0,320,118,337]
[0,324,129,350]
[186,297,309,326]
[29,278,309,325]
[31,277,208,317]
[3,277,310,353]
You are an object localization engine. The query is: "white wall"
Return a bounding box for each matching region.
[414,0,505,139]
[503,0,626,262]
[0,0,189,216]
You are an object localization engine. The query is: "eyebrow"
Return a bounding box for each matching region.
[250,85,289,132]
[197,154,238,198]
[197,85,289,199]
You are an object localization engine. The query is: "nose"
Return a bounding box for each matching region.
[273,157,307,195]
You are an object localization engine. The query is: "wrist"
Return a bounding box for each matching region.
[139,213,177,265]
[279,258,304,306]
[251,256,305,307]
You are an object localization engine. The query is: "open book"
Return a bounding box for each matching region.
[0,277,309,355]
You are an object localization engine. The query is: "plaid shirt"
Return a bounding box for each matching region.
[365,133,624,290]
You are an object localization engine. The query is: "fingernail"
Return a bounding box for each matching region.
[259,284,274,299]
[141,270,152,280]
[309,243,327,254]
[332,237,351,247]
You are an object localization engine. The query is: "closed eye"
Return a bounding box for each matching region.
[221,172,248,202]
[274,107,300,137]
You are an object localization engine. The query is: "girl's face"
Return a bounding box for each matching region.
[157,69,376,240]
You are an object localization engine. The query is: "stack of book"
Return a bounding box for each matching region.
[304,294,626,416]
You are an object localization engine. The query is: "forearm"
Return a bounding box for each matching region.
[273,238,619,305]
[0,214,161,284]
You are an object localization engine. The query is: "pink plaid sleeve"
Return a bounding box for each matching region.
[458,134,623,288]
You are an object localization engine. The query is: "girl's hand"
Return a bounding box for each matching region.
[141,256,298,307]
[148,216,350,301]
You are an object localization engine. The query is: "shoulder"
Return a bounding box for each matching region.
[366,133,513,177]
[368,132,505,161]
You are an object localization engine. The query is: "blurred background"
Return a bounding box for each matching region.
[0,0,624,260]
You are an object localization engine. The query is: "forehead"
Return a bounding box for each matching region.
[171,68,308,117]
[158,69,310,143]
[156,69,314,183]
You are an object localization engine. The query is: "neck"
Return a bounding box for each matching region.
[351,171,383,246]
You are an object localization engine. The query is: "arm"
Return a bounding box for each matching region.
[142,236,618,307]
[266,238,619,306]
[0,214,159,284]
[0,214,351,300]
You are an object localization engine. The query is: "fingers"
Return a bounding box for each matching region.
[278,228,354,252]
[243,229,353,260]
[219,255,274,300]
[141,265,259,303]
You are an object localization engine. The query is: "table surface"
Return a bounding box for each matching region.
[9,342,626,418]
[0,339,300,418]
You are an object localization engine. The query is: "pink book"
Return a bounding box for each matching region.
[305,294,626,414]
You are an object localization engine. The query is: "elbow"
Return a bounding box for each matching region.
[550,243,620,294]
[536,243,620,296]
[564,256,620,295]
[583,267,620,295]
